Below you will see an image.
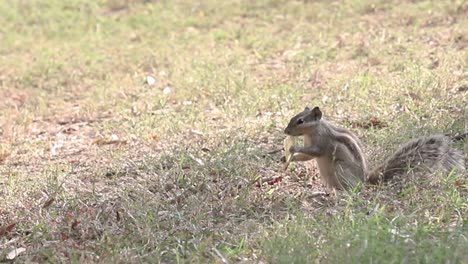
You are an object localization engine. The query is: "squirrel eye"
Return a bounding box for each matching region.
[297,118,304,125]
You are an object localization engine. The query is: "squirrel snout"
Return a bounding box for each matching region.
[284,127,291,135]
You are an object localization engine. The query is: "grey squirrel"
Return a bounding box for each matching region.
[283,106,466,190]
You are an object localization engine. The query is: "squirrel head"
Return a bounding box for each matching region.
[284,106,322,136]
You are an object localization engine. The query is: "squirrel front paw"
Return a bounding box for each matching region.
[289,145,299,154]
[280,156,286,163]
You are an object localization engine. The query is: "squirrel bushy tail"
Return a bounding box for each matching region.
[367,135,466,184]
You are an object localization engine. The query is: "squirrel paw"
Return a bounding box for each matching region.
[280,156,286,163]
[289,145,299,154]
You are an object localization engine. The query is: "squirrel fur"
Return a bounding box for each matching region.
[284,106,466,190]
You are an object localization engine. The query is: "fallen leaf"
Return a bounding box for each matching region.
[61,232,69,240]
[267,176,283,185]
[6,247,26,260]
[93,138,127,146]
[61,126,78,134]
[426,58,439,69]
[188,154,205,166]
[190,129,204,136]
[0,152,10,162]
[93,138,107,145]
[0,223,16,236]
[71,220,80,230]
[42,198,55,209]
[116,210,121,222]
[65,213,74,221]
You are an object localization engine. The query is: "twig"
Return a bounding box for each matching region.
[267,148,283,154]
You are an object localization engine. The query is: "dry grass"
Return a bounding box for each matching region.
[0,0,467,262]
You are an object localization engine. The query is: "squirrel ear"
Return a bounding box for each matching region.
[304,106,311,111]
[311,107,322,120]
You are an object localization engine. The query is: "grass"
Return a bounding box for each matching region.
[0,0,467,262]
[264,173,467,263]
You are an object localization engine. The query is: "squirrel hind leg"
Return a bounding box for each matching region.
[333,164,365,190]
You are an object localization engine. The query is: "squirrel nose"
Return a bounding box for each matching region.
[284,127,290,134]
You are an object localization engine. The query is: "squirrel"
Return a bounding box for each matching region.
[283,106,466,190]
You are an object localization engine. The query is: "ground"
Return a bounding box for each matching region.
[0,0,467,262]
